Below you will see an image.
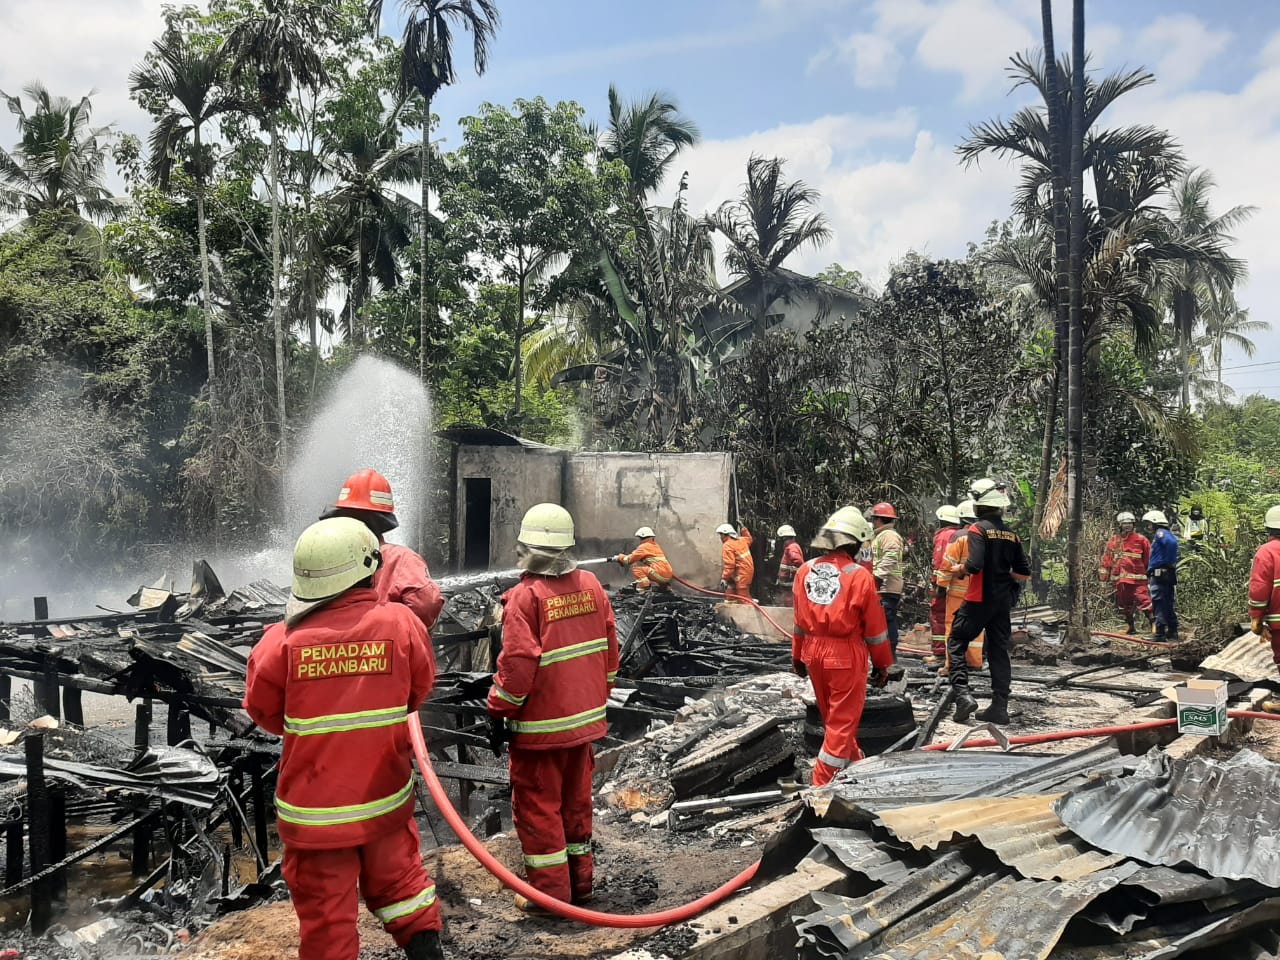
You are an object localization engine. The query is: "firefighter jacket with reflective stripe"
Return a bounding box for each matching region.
[1149,528,1179,574]
[963,518,1031,604]
[791,552,893,670]
[1248,538,1280,627]
[871,527,904,595]
[620,539,673,586]
[487,569,619,750]
[243,588,436,850]
[1100,532,1151,582]
[721,532,755,587]
[377,543,444,632]
[777,540,805,585]
[932,527,957,584]
[937,528,972,600]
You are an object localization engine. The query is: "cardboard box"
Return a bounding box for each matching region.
[1174,679,1229,736]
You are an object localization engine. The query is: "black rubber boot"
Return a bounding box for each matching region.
[405,930,445,960]
[976,696,1010,725]
[953,690,978,723]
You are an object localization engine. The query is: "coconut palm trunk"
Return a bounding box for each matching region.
[1066,0,1087,640]
[270,118,287,465]
[194,123,216,409]
[419,106,431,383]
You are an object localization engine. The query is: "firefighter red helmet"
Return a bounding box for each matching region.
[322,469,399,534]
[868,502,898,520]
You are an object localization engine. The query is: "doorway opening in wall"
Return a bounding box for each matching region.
[463,478,492,570]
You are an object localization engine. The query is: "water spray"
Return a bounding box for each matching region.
[435,558,614,594]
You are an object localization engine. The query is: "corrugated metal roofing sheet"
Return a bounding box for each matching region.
[875,793,1125,881]
[1135,897,1280,959]
[808,828,926,885]
[1054,749,1280,888]
[1199,632,1278,683]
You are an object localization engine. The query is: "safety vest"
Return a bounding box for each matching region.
[488,570,620,750]
[243,588,436,850]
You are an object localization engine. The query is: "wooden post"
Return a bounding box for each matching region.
[221,842,232,897]
[249,757,270,878]
[4,813,22,887]
[33,596,56,719]
[456,711,473,818]
[62,687,84,727]
[132,702,152,879]
[49,788,67,903]
[229,770,243,848]
[25,733,52,935]
[166,704,191,746]
[0,674,10,724]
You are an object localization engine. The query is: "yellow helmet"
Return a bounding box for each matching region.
[518,503,575,548]
[776,524,797,538]
[1267,506,1280,530]
[715,523,737,536]
[287,517,381,624]
[957,499,977,522]
[935,505,961,525]
[817,506,871,547]
[634,526,656,539]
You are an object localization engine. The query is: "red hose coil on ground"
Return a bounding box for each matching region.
[670,574,794,639]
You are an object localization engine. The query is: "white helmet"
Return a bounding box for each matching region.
[715,523,737,536]
[634,526,655,539]
[518,503,576,548]
[936,505,961,525]
[1116,511,1136,524]
[1266,506,1280,530]
[776,524,797,538]
[970,478,1011,509]
[1142,510,1170,527]
[957,499,978,522]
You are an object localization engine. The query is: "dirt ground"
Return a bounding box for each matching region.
[184,823,758,960]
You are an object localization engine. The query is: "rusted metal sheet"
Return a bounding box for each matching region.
[808,828,927,885]
[1199,632,1278,683]
[1055,749,1280,888]
[858,862,1140,960]
[875,793,1125,881]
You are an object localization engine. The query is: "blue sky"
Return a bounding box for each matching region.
[4,0,1279,395]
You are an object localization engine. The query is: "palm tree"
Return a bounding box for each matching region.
[1159,168,1255,409]
[1199,288,1266,400]
[224,0,330,464]
[320,102,420,344]
[365,0,500,383]
[599,85,699,203]
[707,155,832,331]
[130,26,247,407]
[0,83,119,226]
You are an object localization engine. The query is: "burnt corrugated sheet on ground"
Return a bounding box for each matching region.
[855,862,1141,960]
[808,828,929,885]
[1079,864,1255,935]
[875,793,1125,880]
[1199,632,1277,683]
[1055,750,1280,888]
[1134,897,1280,959]
[962,742,1130,798]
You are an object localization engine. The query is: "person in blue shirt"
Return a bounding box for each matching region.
[1144,510,1180,642]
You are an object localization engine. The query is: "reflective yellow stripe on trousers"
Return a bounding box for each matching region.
[374,885,437,924]
[276,776,414,827]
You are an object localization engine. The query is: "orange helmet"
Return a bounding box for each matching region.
[868,501,897,520]
[322,469,399,534]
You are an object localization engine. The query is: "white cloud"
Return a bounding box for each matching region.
[1136,14,1232,90]
[810,32,904,88]
[670,109,1018,288]
[0,0,167,143]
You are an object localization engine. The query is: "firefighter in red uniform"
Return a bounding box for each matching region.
[323,469,444,631]
[1099,512,1154,635]
[487,504,619,910]
[244,517,444,960]
[928,505,961,663]
[717,524,755,603]
[774,524,805,606]
[1248,505,1280,711]
[792,507,893,786]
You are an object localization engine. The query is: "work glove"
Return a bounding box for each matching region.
[792,658,808,679]
[488,714,506,758]
[872,667,890,689]
[614,554,626,565]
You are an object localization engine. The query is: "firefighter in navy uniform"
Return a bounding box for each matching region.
[948,479,1031,725]
[487,504,619,911]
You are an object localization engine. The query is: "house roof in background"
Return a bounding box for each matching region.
[435,426,561,450]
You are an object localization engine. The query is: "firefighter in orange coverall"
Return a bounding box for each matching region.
[322,469,444,631]
[775,524,805,607]
[487,504,619,910]
[927,506,961,663]
[1100,512,1154,635]
[792,507,893,786]
[1248,506,1280,709]
[717,524,755,603]
[937,500,984,675]
[244,517,444,960]
[614,527,674,591]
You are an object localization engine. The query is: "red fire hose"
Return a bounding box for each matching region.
[670,574,794,639]
[408,707,1280,927]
